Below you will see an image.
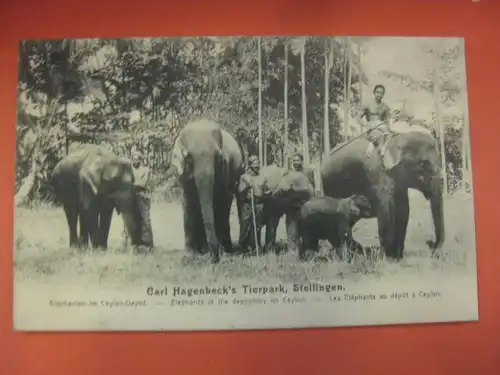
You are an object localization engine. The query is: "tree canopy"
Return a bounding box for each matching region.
[15,36,471,203]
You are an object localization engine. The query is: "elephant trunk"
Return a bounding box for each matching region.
[194,163,220,263]
[428,176,445,252]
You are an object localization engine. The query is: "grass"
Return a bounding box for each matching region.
[13,190,477,289]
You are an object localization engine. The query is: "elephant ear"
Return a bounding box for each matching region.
[101,161,132,188]
[384,137,405,168]
[80,158,103,196]
[81,157,131,197]
[171,135,187,175]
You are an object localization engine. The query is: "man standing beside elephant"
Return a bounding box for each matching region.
[237,155,265,254]
[131,152,154,250]
[357,84,397,169]
[290,152,315,191]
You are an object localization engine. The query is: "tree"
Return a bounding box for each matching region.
[16,36,369,203]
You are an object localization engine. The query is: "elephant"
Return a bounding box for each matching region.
[296,194,372,262]
[320,127,445,261]
[251,164,315,253]
[171,119,244,263]
[50,144,141,249]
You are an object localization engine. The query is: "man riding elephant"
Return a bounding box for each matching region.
[357,84,395,169]
[321,103,445,261]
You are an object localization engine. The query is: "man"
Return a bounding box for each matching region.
[290,152,315,191]
[130,152,154,250]
[357,84,394,163]
[237,155,264,254]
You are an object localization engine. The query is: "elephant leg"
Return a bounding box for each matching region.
[375,180,397,260]
[298,232,307,261]
[78,208,90,248]
[79,206,99,249]
[299,234,319,262]
[263,214,281,253]
[377,197,396,260]
[348,237,365,255]
[328,238,344,261]
[182,186,205,254]
[393,189,410,260]
[62,200,79,247]
[217,195,234,254]
[97,201,114,249]
[136,192,154,248]
[285,210,299,252]
[88,209,100,249]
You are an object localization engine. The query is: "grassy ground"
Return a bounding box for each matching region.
[13,190,477,288]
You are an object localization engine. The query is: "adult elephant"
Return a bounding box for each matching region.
[171,119,244,264]
[50,144,141,249]
[252,164,315,252]
[320,126,445,261]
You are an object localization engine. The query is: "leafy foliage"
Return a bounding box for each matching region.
[16,36,469,203]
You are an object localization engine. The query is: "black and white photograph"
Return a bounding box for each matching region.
[13,36,478,331]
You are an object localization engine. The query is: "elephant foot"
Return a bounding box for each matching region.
[426,239,443,260]
[240,247,259,258]
[207,244,221,264]
[209,253,220,264]
[429,248,442,260]
[274,243,289,255]
[133,245,154,255]
[221,242,235,255]
[384,256,400,264]
[298,249,318,262]
[180,252,214,266]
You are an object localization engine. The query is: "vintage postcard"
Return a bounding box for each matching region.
[13,36,478,331]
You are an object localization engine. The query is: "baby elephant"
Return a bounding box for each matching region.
[296,194,372,262]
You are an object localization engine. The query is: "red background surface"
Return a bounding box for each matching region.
[1,0,498,374]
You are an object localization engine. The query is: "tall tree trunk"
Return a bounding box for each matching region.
[300,41,310,165]
[358,43,363,107]
[343,37,352,140]
[432,43,448,196]
[257,37,263,167]
[323,37,331,158]
[284,41,289,169]
[264,135,267,166]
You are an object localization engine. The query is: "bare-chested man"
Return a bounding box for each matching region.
[238,155,264,253]
[357,84,393,160]
[290,152,315,191]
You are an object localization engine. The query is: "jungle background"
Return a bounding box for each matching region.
[15,36,472,206]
